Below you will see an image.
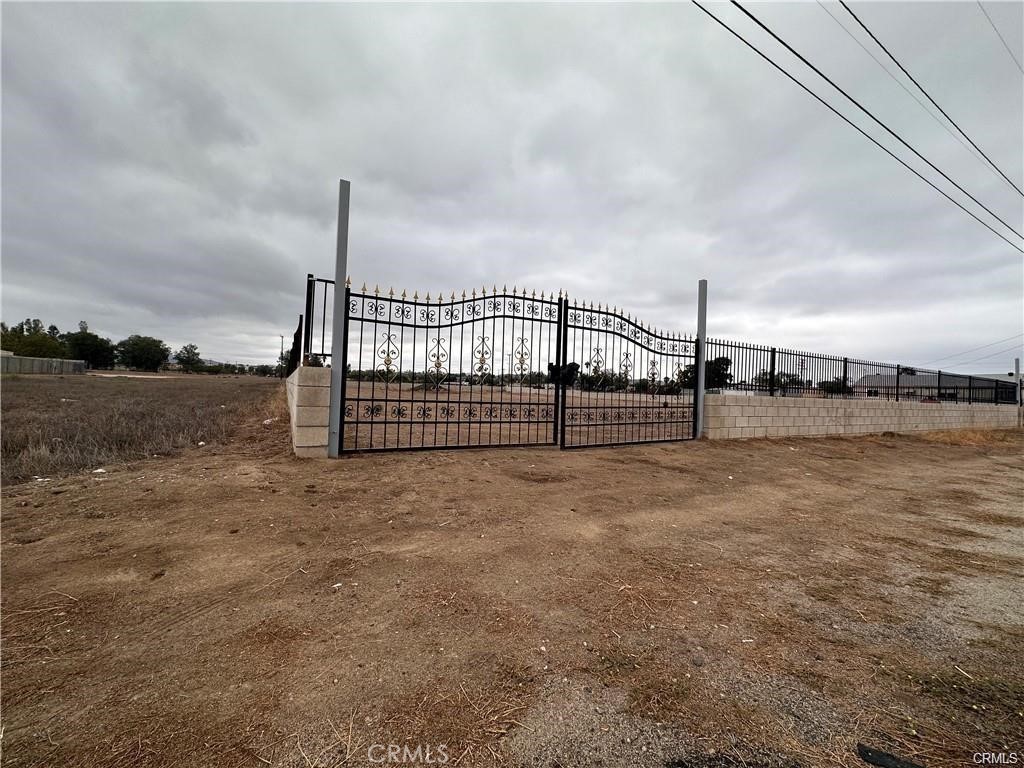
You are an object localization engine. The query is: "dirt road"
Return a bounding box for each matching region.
[2,411,1021,767]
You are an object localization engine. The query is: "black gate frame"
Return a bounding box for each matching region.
[330,284,697,454]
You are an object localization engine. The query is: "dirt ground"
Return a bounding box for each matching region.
[2,389,1022,768]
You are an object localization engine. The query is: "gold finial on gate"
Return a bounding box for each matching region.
[462,289,466,299]
[438,291,443,303]
[492,284,497,295]
[361,282,367,292]
[388,287,394,298]
[531,289,536,298]
[401,289,407,299]
[540,290,545,300]
[413,290,419,300]
[425,291,431,301]
[451,291,456,301]
[374,284,380,295]
[471,288,477,298]
[345,276,352,288]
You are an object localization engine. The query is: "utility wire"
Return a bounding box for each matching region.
[954,342,1024,367]
[689,1,1024,254]
[731,1,1024,241]
[816,1,993,179]
[841,0,1023,197]
[917,332,1024,365]
[977,1,1024,75]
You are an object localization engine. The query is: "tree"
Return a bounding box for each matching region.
[1,319,68,359]
[677,356,734,389]
[175,343,202,373]
[116,335,170,372]
[64,327,116,369]
[818,376,852,397]
[753,369,806,393]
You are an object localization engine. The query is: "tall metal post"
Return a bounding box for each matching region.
[552,296,564,445]
[937,370,942,401]
[768,347,777,397]
[303,273,315,359]
[557,296,569,449]
[968,375,973,405]
[841,357,848,399]
[328,179,351,458]
[894,365,900,402]
[694,279,708,439]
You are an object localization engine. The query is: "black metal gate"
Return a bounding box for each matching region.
[558,299,696,448]
[301,277,697,454]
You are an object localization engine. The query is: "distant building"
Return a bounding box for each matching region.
[853,372,1019,404]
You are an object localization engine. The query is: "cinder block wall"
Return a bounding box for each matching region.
[0,356,86,374]
[285,367,330,457]
[704,393,1021,439]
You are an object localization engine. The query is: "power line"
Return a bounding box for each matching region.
[731,1,1024,241]
[841,0,1023,197]
[954,342,1024,367]
[916,332,1024,365]
[977,1,1024,75]
[688,1,1024,255]
[816,1,994,180]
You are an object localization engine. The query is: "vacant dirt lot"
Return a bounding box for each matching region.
[1,381,1021,768]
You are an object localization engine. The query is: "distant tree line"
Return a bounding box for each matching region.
[1,319,281,376]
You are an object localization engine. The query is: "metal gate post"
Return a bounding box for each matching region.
[694,279,708,439]
[303,273,315,359]
[968,376,973,405]
[894,365,900,402]
[328,179,351,458]
[552,295,564,445]
[841,357,848,399]
[557,296,569,449]
[768,347,777,397]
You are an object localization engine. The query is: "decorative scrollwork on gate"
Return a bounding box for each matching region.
[512,337,531,383]
[427,337,448,389]
[648,359,660,392]
[589,347,606,388]
[376,332,400,383]
[473,336,492,378]
[620,352,633,378]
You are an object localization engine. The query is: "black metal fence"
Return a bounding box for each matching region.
[293,273,1020,454]
[705,338,1019,404]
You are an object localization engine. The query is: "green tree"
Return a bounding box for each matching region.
[64,325,116,369]
[677,356,733,389]
[0,319,68,358]
[817,376,852,397]
[116,335,170,372]
[175,343,202,373]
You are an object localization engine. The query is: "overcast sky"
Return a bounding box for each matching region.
[3,2,1022,370]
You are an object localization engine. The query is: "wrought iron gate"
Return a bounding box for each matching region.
[558,300,696,448]
[302,278,698,453]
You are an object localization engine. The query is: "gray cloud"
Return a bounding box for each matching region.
[2,2,1021,369]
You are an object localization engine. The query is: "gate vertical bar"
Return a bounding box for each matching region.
[937,370,942,401]
[328,179,351,458]
[768,347,777,397]
[895,364,900,402]
[337,283,352,452]
[968,375,973,405]
[694,279,708,439]
[303,273,315,359]
[841,357,848,399]
[552,294,563,445]
[557,296,569,449]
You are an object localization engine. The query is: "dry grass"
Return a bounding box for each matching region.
[915,427,1022,447]
[1,374,281,484]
